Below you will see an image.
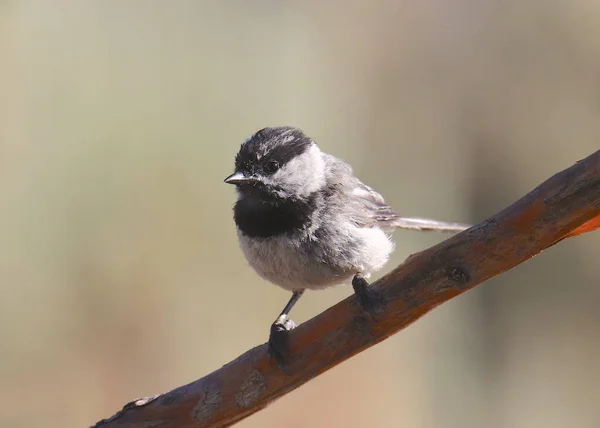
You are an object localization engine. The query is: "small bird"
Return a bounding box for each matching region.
[225,126,470,364]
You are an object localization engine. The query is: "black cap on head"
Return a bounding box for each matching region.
[234,127,313,177]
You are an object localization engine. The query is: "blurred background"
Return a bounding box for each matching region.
[1,1,599,427]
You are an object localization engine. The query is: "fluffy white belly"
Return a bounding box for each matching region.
[237,224,394,291]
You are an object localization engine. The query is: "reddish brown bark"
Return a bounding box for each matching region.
[563,215,600,238]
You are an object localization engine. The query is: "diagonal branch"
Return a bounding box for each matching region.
[93,150,600,428]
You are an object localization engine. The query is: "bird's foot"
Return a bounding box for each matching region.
[268,316,297,374]
[352,274,385,314]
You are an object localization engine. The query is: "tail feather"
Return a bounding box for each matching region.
[391,217,471,232]
[388,214,598,239]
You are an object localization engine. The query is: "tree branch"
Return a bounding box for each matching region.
[93,150,600,428]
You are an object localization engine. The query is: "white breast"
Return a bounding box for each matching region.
[237,223,394,292]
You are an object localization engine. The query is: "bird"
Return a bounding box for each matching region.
[224,126,471,364]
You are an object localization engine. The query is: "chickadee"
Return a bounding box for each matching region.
[225,127,470,363]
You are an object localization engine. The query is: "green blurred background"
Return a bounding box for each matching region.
[1,1,599,427]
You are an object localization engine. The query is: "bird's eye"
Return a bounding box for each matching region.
[265,160,280,174]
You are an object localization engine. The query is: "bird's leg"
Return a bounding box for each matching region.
[352,274,384,313]
[268,290,304,370]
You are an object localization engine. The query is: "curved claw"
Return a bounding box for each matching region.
[352,274,385,314]
[268,320,296,374]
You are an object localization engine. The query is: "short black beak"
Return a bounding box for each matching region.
[224,171,257,185]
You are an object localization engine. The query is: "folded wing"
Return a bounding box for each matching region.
[352,182,471,232]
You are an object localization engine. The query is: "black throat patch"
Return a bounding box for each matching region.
[234,192,319,238]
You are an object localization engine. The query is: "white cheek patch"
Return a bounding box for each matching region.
[272,144,325,197]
